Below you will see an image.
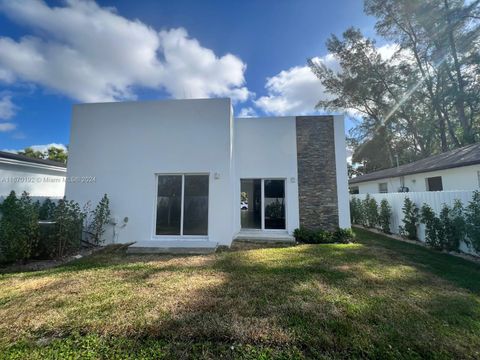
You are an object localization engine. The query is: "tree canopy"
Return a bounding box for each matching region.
[309,0,480,174]
[18,146,68,164]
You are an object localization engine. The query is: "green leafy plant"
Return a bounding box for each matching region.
[51,199,86,258]
[379,199,392,234]
[465,191,480,252]
[349,197,365,225]
[293,227,355,244]
[440,201,465,252]
[332,228,356,243]
[0,191,39,263]
[38,198,57,221]
[421,204,442,249]
[400,197,419,240]
[363,195,379,228]
[85,194,111,245]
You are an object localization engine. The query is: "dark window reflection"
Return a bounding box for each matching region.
[264,180,285,229]
[156,175,182,235]
[183,175,209,235]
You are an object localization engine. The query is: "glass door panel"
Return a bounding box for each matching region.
[156,175,182,235]
[183,175,209,235]
[264,179,286,229]
[240,179,262,229]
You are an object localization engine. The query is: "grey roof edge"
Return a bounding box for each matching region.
[0,151,67,169]
[349,143,480,185]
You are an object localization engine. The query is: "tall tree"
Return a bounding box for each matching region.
[310,0,480,174]
[18,146,68,164]
[18,147,44,160]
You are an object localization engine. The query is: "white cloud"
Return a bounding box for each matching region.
[254,54,339,116]
[0,96,16,120]
[254,44,398,116]
[0,0,249,102]
[0,122,16,132]
[237,107,257,118]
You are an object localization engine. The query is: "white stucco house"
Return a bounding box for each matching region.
[349,143,480,194]
[66,98,350,252]
[0,151,66,198]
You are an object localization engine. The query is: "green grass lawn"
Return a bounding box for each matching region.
[1,228,479,359]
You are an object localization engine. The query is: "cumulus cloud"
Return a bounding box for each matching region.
[0,96,16,120]
[0,122,16,132]
[254,44,397,116]
[254,54,339,116]
[237,107,258,118]
[0,0,250,102]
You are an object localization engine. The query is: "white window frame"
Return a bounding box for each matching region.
[152,173,210,240]
[240,178,287,232]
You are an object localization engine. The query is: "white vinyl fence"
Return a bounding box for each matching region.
[351,191,476,254]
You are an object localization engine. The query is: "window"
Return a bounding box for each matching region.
[349,186,359,194]
[240,179,286,230]
[378,183,388,193]
[426,176,443,191]
[477,171,480,188]
[156,174,209,236]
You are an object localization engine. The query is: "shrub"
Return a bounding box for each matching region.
[379,199,392,234]
[364,195,379,228]
[421,204,442,249]
[332,228,356,243]
[400,197,419,240]
[38,198,57,220]
[50,199,86,258]
[465,191,480,252]
[294,227,354,244]
[350,197,364,225]
[440,201,465,252]
[0,191,39,263]
[85,194,111,245]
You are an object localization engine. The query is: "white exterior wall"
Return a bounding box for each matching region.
[66,99,349,246]
[0,160,66,197]
[354,164,480,194]
[234,116,300,235]
[66,98,235,245]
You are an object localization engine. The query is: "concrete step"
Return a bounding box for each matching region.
[231,231,296,250]
[234,231,295,243]
[127,240,218,254]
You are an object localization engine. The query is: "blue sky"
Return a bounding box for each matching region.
[0,0,380,152]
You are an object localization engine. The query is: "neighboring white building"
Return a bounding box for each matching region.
[349,143,480,194]
[66,98,350,252]
[0,151,66,198]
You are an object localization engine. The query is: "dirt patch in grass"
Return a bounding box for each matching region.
[1,230,479,359]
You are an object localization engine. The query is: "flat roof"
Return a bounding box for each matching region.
[349,143,480,185]
[0,150,67,168]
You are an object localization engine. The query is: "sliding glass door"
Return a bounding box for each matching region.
[240,179,286,230]
[156,174,209,236]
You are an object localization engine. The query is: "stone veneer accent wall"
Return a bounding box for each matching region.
[296,116,339,231]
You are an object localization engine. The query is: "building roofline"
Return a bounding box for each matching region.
[0,151,67,170]
[349,143,480,185]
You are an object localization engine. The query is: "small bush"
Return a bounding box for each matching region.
[440,201,465,252]
[0,191,39,264]
[85,194,111,245]
[38,198,57,220]
[294,227,355,244]
[332,228,356,243]
[465,191,480,252]
[350,197,365,225]
[379,199,392,234]
[400,197,419,240]
[421,204,442,249]
[364,195,379,228]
